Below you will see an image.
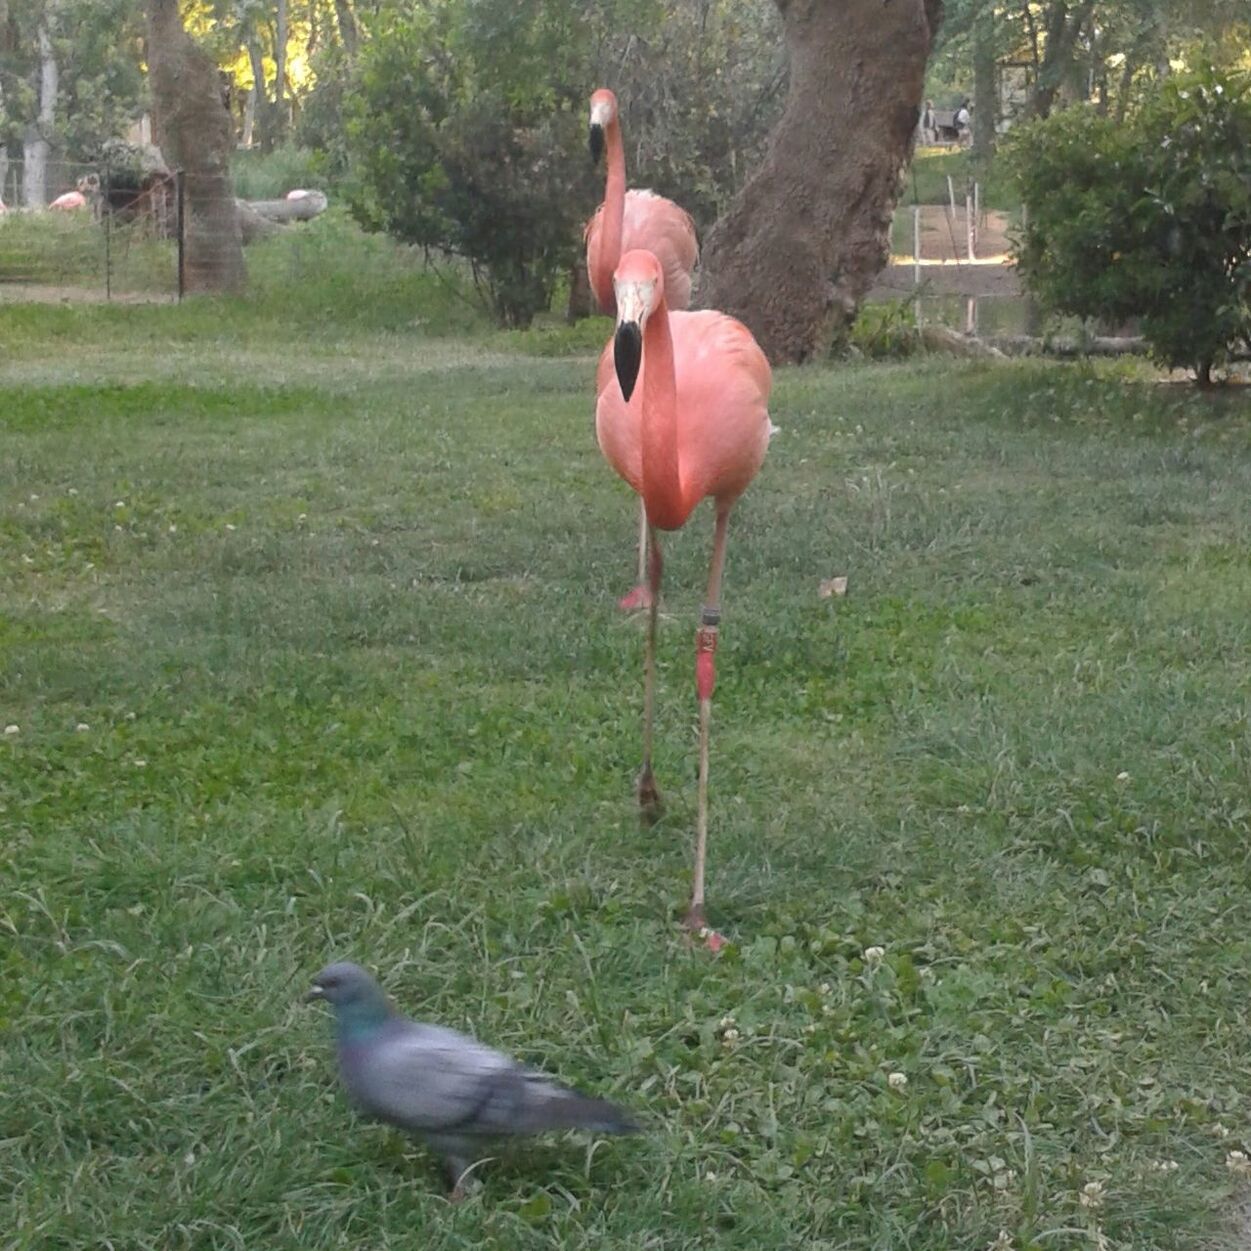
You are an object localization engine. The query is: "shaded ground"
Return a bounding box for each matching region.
[873,207,1021,301]
[0,282,175,305]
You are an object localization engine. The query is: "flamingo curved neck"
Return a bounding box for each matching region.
[594,120,626,310]
[640,302,690,531]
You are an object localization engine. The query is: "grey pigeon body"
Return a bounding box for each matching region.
[307,962,637,1193]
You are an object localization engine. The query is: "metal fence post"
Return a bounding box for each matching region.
[176,170,186,301]
[104,165,112,301]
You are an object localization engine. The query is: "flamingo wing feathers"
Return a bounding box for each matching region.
[585,190,699,313]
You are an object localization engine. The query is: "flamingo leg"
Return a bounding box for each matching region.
[685,502,732,935]
[617,502,653,612]
[636,524,663,822]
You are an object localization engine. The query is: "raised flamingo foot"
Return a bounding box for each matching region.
[636,764,663,823]
[617,584,654,612]
[682,904,727,952]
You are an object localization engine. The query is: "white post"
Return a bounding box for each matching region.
[965,191,975,261]
[973,180,981,241]
[966,296,977,336]
[913,205,923,328]
[947,174,957,220]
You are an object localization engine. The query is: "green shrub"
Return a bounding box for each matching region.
[345,4,595,330]
[1009,66,1251,385]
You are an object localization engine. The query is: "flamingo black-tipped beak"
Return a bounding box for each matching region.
[589,123,604,164]
[614,321,643,402]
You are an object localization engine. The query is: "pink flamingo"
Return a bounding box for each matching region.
[586,88,699,613]
[595,248,773,940]
[49,190,87,211]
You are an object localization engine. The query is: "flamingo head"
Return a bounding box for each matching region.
[588,88,618,164]
[612,249,665,403]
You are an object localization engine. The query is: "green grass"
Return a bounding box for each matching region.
[905,147,1019,212]
[3,280,1251,1250]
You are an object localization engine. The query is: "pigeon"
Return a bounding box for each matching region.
[306,961,639,1197]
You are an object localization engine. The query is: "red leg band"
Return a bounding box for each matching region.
[696,625,718,701]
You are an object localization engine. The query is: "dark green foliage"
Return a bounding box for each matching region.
[1009,66,1251,384]
[346,3,596,328]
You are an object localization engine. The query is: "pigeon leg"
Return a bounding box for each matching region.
[443,1153,474,1201]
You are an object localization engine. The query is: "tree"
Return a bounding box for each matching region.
[1009,66,1251,386]
[146,0,246,293]
[697,0,944,363]
[0,0,145,203]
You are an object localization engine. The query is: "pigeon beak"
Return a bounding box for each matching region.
[304,985,326,1003]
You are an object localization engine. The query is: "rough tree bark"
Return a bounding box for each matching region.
[697,0,943,363]
[146,0,246,293]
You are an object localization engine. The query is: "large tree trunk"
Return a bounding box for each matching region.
[21,19,57,207]
[146,0,246,293]
[697,0,943,363]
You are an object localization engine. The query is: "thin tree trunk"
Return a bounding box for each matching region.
[22,19,57,207]
[242,83,256,147]
[972,8,997,157]
[334,0,358,56]
[274,0,288,139]
[698,0,943,363]
[146,0,246,293]
[247,39,274,153]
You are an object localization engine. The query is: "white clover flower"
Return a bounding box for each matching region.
[1213,1123,1231,1138]
[888,1071,908,1091]
[133,758,147,768]
[1079,1180,1105,1209]
[29,493,39,501]
[225,523,237,532]
[115,500,125,508]
[4,724,19,736]
[1116,770,1130,782]
[718,1015,736,1030]
[1150,1159,1179,1173]
[168,524,177,533]
[75,723,90,733]
[1227,1150,1251,1176]
[721,1028,740,1045]
[67,487,78,496]
[819,982,831,995]
[864,946,886,965]
[704,1171,718,1183]
[987,1232,1013,1251]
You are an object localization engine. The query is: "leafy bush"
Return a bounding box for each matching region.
[1009,66,1251,385]
[346,4,595,329]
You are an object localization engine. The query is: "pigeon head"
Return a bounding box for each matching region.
[306,962,390,1016]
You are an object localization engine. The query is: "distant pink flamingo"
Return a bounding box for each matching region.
[586,87,699,613]
[49,190,87,211]
[596,248,773,941]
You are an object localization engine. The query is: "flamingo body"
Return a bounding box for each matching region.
[586,190,698,315]
[595,310,771,528]
[49,190,86,211]
[596,249,771,937]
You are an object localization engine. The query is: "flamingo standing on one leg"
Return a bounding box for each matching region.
[595,248,773,939]
[586,88,699,613]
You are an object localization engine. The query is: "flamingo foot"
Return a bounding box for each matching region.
[682,905,727,952]
[636,764,663,824]
[617,584,654,612]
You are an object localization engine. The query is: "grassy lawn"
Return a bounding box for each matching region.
[3,253,1251,1250]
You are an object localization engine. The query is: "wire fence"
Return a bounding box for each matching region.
[0,159,180,301]
[0,159,335,303]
